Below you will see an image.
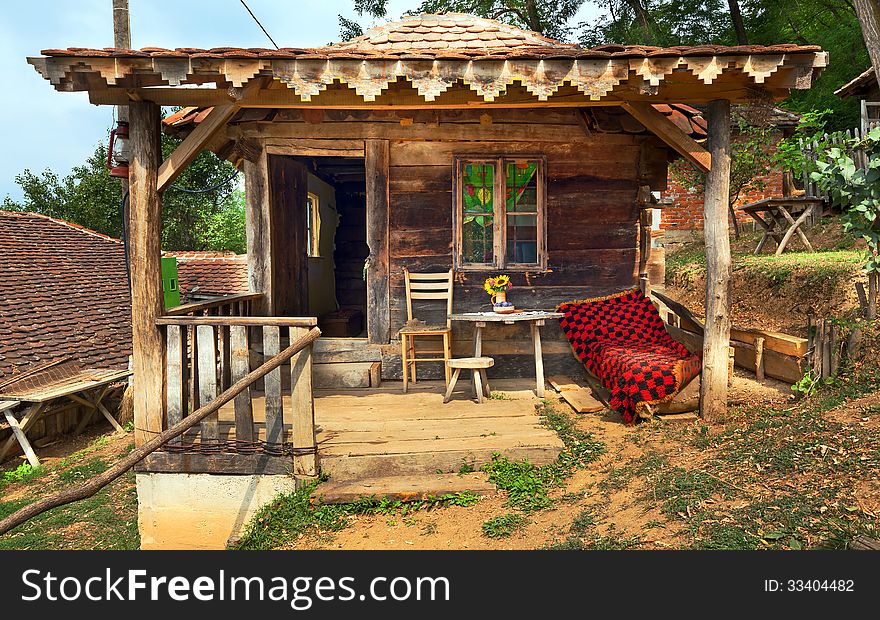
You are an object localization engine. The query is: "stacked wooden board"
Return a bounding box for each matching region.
[547,376,605,413]
[656,294,808,384]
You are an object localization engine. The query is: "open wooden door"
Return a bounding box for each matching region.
[267,155,309,316]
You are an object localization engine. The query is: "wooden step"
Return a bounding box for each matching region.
[313,338,381,364]
[319,442,561,480]
[311,473,497,504]
[313,361,381,389]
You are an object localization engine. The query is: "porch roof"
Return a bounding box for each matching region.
[27,13,827,107]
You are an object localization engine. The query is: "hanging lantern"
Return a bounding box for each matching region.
[107,121,130,178]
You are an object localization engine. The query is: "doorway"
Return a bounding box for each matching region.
[294,156,368,338]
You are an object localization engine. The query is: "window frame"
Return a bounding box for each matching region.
[452,154,547,272]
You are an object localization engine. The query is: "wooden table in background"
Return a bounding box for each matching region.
[740,196,824,255]
[449,311,564,398]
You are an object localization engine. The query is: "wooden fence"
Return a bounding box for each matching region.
[800,126,872,199]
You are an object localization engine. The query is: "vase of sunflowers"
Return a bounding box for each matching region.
[484,275,515,313]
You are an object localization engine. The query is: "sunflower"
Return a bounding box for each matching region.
[483,274,511,295]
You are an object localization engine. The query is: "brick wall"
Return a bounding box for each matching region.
[661,167,785,231]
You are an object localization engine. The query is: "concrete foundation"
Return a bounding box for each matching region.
[136,473,303,550]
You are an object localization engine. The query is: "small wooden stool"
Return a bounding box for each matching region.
[443,357,494,404]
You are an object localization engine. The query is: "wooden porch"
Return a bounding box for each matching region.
[132,293,561,479]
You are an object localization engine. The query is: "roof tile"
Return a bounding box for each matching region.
[0,211,132,379]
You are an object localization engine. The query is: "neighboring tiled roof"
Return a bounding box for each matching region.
[0,211,132,379]
[835,67,877,98]
[168,251,248,299]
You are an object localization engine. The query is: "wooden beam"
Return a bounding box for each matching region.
[621,101,711,173]
[129,100,166,446]
[365,139,391,344]
[699,99,733,422]
[244,146,272,315]
[158,104,237,193]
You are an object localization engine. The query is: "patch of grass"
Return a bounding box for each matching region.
[58,435,110,468]
[234,481,481,550]
[58,458,108,483]
[487,392,510,400]
[545,528,641,550]
[650,467,732,518]
[538,403,606,474]
[482,513,529,538]
[599,452,668,492]
[457,462,476,475]
[2,462,45,485]
[0,472,139,550]
[482,455,553,512]
[570,509,595,535]
[482,405,606,515]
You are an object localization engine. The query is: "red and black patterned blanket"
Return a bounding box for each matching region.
[557,289,701,424]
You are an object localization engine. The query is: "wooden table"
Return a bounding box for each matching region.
[449,311,563,398]
[0,369,131,466]
[740,197,824,255]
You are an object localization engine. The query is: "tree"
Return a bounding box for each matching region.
[3,132,244,253]
[670,109,777,238]
[853,0,880,82]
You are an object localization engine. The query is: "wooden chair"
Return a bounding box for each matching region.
[399,268,454,393]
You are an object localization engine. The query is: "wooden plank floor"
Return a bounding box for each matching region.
[215,378,564,480]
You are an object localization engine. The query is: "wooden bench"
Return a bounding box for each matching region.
[443,357,494,404]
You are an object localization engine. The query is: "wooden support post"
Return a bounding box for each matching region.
[245,146,272,315]
[230,325,255,443]
[289,326,317,476]
[365,139,391,344]
[165,325,186,446]
[263,326,283,446]
[754,336,765,381]
[129,101,166,446]
[196,325,219,442]
[699,99,733,422]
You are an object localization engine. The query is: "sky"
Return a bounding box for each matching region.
[0,1,601,202]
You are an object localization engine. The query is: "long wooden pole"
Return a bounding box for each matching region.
[0,327,321,537]
[113,0,131,225]
[128,101,165,446]
[700,99,733,422]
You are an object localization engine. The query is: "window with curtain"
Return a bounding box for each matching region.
[455,156,545,270]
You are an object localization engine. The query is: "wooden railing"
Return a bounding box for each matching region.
[147,314,319,476]
[165,292,264,318]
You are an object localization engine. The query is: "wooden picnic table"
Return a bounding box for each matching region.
[0,369,131,467]
[449,310,563,398]
[739,196,824,256]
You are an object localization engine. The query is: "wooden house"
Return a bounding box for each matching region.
[835,67,880,134]
[26,13,826,547]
